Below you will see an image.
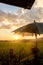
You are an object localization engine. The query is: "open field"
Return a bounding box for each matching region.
[0,39,43,65]
[0,39,43,55]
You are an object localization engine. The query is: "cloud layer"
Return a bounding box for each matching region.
[0,7,43,30]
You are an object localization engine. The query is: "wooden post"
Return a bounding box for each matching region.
[35,33,37,48]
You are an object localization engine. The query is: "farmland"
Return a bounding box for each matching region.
[0,39,43,65]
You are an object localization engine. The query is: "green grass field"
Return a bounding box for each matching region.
[0,39,43,65]
[0,39,43,55]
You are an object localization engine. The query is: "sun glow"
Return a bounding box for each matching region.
[12,34,23,40]
[12,34,43,40]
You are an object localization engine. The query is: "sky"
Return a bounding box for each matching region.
[0,3,20,13]
[0,0,43,40]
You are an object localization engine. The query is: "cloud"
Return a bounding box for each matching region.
[0,7,43,30]
[17,7,43,22]
[29,7,43,21]
[0,25,11,29]
[0,10,18,22]
[0,10,19,29]
[0,10,6,21]
[0,22,11,29]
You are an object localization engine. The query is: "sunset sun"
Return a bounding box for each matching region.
[12,34,23,40]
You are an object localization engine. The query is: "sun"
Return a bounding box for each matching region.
[12,34,22,40]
